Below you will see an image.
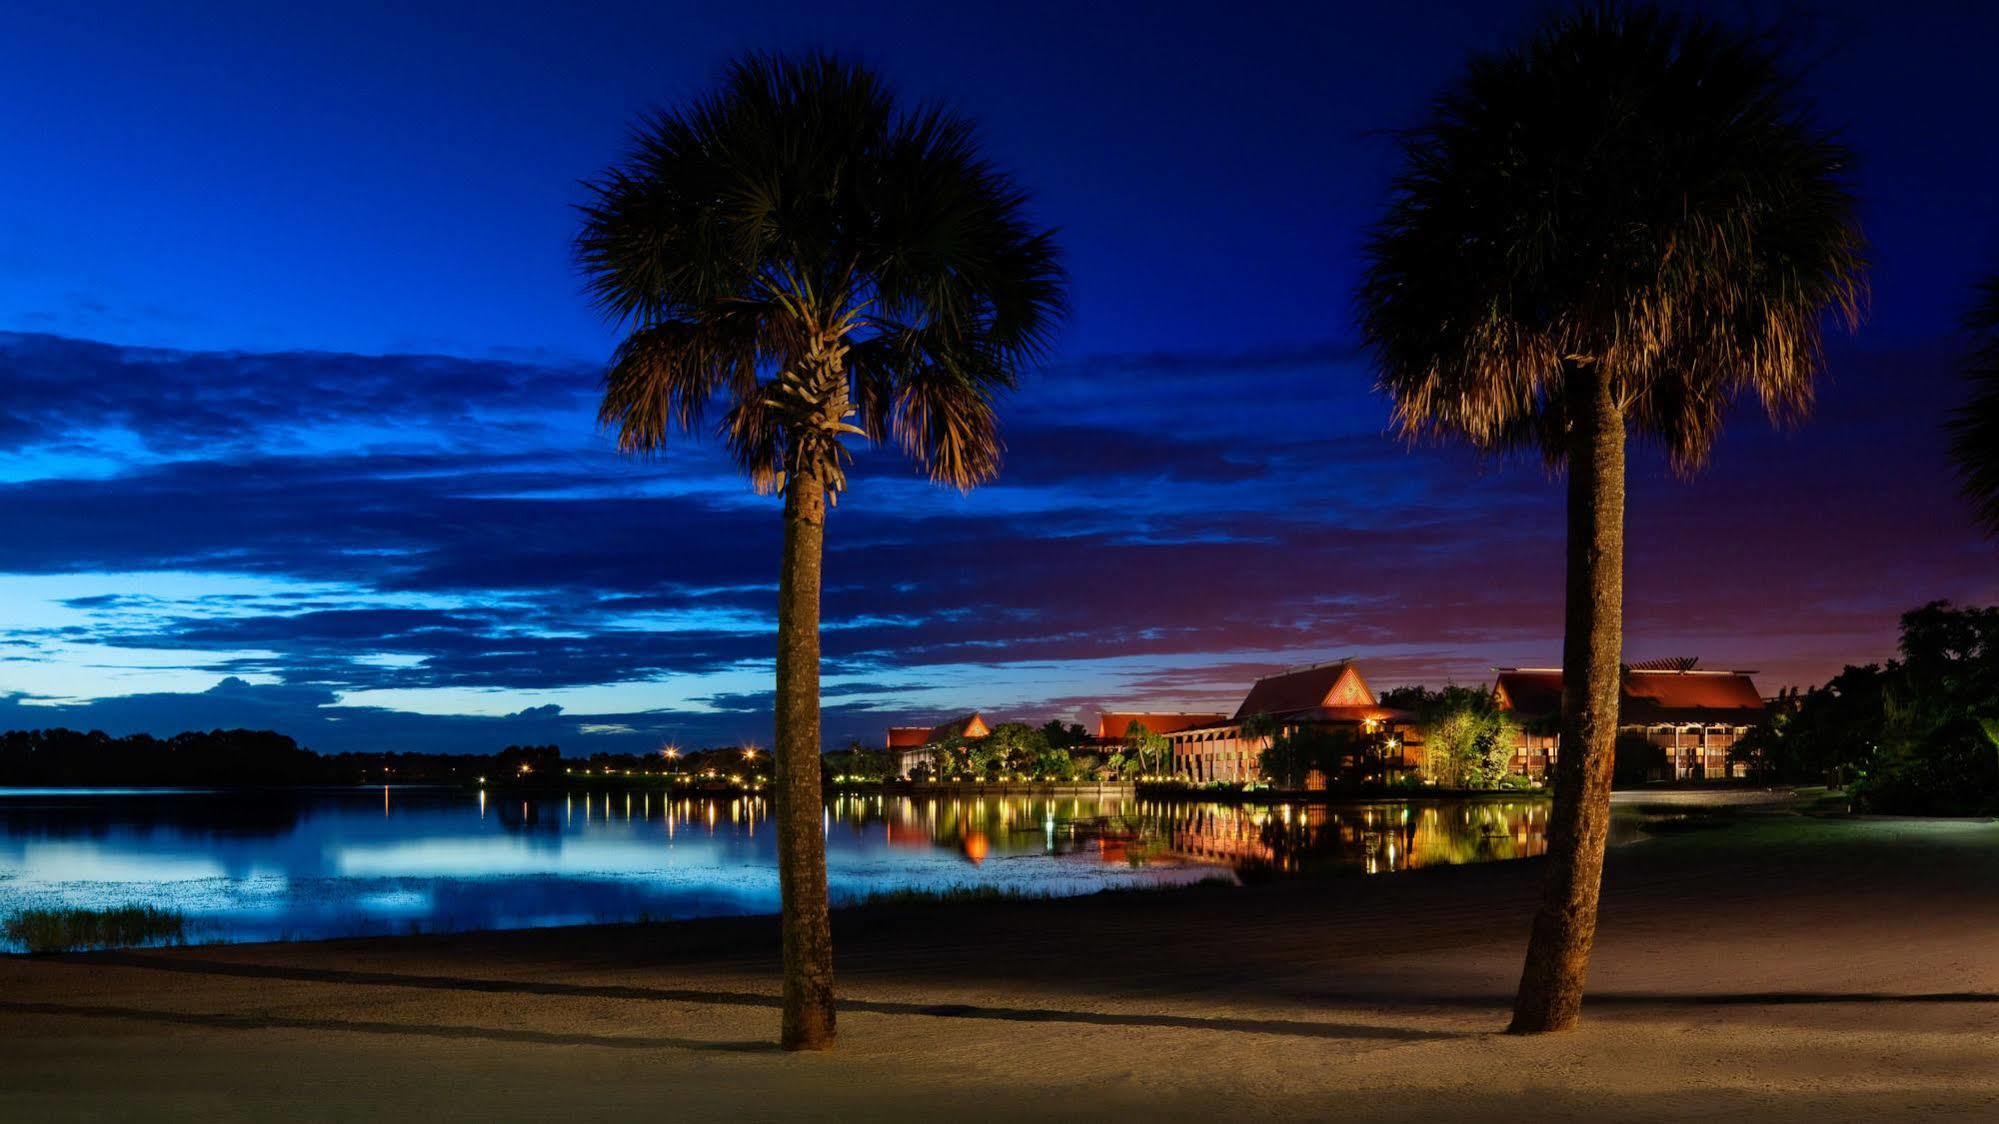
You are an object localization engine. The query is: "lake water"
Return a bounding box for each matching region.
[0,787,1551,948]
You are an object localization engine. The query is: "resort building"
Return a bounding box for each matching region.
[1493,659,1767,780]
[885,712,991,777]
[1158,659,1415,784]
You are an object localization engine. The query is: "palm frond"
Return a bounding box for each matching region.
[721,395,787,494]
[1950,276,1999,538]
[889,364,1004,491]
[598,320,734,454]
[577,51,1066,495]
[1358,3,1867,473]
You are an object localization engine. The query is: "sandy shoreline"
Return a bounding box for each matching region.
[3,810,1995,1121]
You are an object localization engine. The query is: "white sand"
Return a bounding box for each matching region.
[2,812,1995,1121]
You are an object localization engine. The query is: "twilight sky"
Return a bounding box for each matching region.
[1,0,1995,754]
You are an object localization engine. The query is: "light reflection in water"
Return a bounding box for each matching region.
[0,789,1553,949]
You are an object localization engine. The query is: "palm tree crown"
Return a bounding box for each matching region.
[1360,5,1867,469]
[1949,276,1999,538]
[578,52,1066,496]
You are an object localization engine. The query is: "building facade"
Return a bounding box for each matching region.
[885,712,992,778]
[1493,660,1767,780]
[1159,659,1416,784]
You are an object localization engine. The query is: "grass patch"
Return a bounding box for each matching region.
[4,906,188,954]
[855,885,1052,908]
[853,875,1238,910]
[1635,813,1738,836]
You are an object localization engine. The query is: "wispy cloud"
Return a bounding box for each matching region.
[0,330,1989,751]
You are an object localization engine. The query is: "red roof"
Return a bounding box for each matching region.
[886,713,992,750]
[1232,659,1376,721]
[1622,670,1765,723]
[931,713,991,741]
[1494,670,1564,717]
[1097,712,1229,741]
[1495,667,1766,726]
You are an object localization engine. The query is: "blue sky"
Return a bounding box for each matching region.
[2,0,1996,753]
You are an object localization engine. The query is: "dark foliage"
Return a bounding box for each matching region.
[0,729,784,787]
[1359,3,1866,471]
[1040,719,1091,751]
[577,51,1067,495]
[0,728,320,786]
[5,906,186,954]
[1855,716,1999,817]
[1257,725,1363,789]
[821,743,894,780]
[1612,732,1668,787]
[1733,602,1999,813]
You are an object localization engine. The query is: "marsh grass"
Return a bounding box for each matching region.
[854,876,1236,910]
[5,906,187,954]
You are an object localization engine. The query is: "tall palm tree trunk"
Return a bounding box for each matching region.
[1510,365,1625,1034]
[774,456,836,1051]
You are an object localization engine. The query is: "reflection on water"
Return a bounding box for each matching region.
[1159,799,1552,875]
[0,787,1552,948]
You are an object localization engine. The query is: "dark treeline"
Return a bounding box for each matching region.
[0,730,769,787]
[0,728,323,786]
[1734,601,1999,814]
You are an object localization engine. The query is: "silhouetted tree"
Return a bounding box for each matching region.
[1359,4,1865,1032]
[822,742,893,781]
[577,52,1065,1050]
[1039,718,1090,750]
[496,744,561,778]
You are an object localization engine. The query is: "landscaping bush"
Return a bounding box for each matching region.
[1851,716,1999,816]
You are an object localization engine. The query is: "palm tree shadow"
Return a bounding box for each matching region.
[77,953,1456,1043]
[1293,986,1999,1009]
[0,999,776,1053]
[1592,991,1999,1007]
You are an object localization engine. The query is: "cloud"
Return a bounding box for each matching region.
[0,331,593,457]
[1,330,1992,751]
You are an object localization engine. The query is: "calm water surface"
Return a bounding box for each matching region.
[0,787,1551,948]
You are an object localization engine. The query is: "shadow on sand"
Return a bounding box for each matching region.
[71,952,1455,1043]
[0,999,776,1053]
[1292,985,1999,1009]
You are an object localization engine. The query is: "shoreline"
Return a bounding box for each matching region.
[4,810,1994,1118]
[1,778,1824,810]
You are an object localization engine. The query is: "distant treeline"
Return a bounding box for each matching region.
[0,729,773,787]
[0,728,327,786]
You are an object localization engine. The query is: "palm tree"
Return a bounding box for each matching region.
[1237,712,1279,784]
[1358,4,1864,1033]
[1122,719,1170,778]
[1950,276,1999,538]
[577,53,1065,1050]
